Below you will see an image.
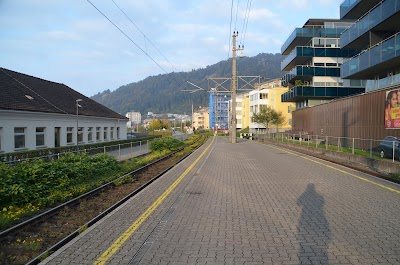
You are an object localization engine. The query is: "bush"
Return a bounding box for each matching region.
[149,137,184,152]
[0,153,120,208]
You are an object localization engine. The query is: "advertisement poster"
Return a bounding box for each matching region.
[385,89,400,128]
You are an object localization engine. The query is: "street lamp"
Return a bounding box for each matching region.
[76,99,83,151]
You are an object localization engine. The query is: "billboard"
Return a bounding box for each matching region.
[385,89,400,128]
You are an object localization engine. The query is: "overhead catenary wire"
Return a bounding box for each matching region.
[85,0,184,87]
[227,0,234,60]
[240,0,252,48]
[111,0,180,73]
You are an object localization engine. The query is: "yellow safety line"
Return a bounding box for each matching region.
[267,144,400,194]
[94,137,215,265]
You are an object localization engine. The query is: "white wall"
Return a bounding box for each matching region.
[0,110,127,154]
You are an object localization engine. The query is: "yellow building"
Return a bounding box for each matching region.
[249,78,295,133]
[192,107,210,130]
[239,94,250,130]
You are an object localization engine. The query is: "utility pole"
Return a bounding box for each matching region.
[231,31,243,143]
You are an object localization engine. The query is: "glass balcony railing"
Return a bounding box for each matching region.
[281,85,365,102]
[341,32,400,79]
[281,27,346,54]
[366,72,400,92]
[281,47,360,71]
[341,0,400,48]
[289,66,341,78]
[340,0,361,18]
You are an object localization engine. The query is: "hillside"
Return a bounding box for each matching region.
[91,53,284,115]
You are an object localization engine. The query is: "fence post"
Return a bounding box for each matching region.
[104,146,106,154]
[326,136,328,150]
[316,135,318,148]
[118,144,121,160]
[351,138,354,154]
[370,140,372,158]
[393,141,395,162]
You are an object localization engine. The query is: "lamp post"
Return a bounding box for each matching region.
[76,99,83,151]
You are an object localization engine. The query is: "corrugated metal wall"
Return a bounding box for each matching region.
[292,88,400,142]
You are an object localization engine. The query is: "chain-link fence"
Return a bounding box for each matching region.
[253,132,400,163]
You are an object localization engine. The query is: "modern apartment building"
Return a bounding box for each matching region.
[290,0,400,142]
[340,0,400,92]
[280,19,365,109]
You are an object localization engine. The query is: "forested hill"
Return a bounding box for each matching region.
[91,53,284,115]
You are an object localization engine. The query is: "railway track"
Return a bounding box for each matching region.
[0,135,208,265]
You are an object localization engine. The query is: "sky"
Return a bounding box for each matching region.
[0,0,342,97]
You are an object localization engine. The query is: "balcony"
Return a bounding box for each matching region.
[281,27,345,55]
[341,1,400,49]
[281,47,359,71]
[282,66,341,86]
[340,0,381,19]
[281,85,365,102]
[341,32,400,79]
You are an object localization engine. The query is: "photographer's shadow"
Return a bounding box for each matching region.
[297,183,331,265]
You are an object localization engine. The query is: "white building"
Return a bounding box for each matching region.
[0,68,128,154]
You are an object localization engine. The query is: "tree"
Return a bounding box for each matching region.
[161,119,170,129]
[149,119,162,130]
[252,106,285,134]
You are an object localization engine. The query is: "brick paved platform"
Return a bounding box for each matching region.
[41,137,400,265]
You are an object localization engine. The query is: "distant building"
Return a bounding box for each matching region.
[209,90,230,130]
[0,68,128,154]
[249,78,295,134]
[126,111,141,128]
[192,107,209,130]
[241,94,250,129]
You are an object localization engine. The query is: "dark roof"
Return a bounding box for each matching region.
[0,68,127,120]
[304,19,344,26]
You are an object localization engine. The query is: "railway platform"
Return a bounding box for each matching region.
[41,136,400,265]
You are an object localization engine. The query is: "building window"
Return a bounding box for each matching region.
[288,118,292,126]
[78,127,83,143]
[110,127,114,139]
[288,106,291,113]
[14,127,26,149]
[96,127,101,141]
[67,127,73,143]
[88,127,93,142]
[104,127,108,140]
[117,127,120,139]
[36,127,45,146]
[260,93,268,99]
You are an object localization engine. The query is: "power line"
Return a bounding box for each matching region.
[227,0,234,60]
[240,0,252,47]
[111,0,179,73]
[85,0,184,87]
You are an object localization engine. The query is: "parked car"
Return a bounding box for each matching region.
[379,136,400,160]
[127,132,137,139]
